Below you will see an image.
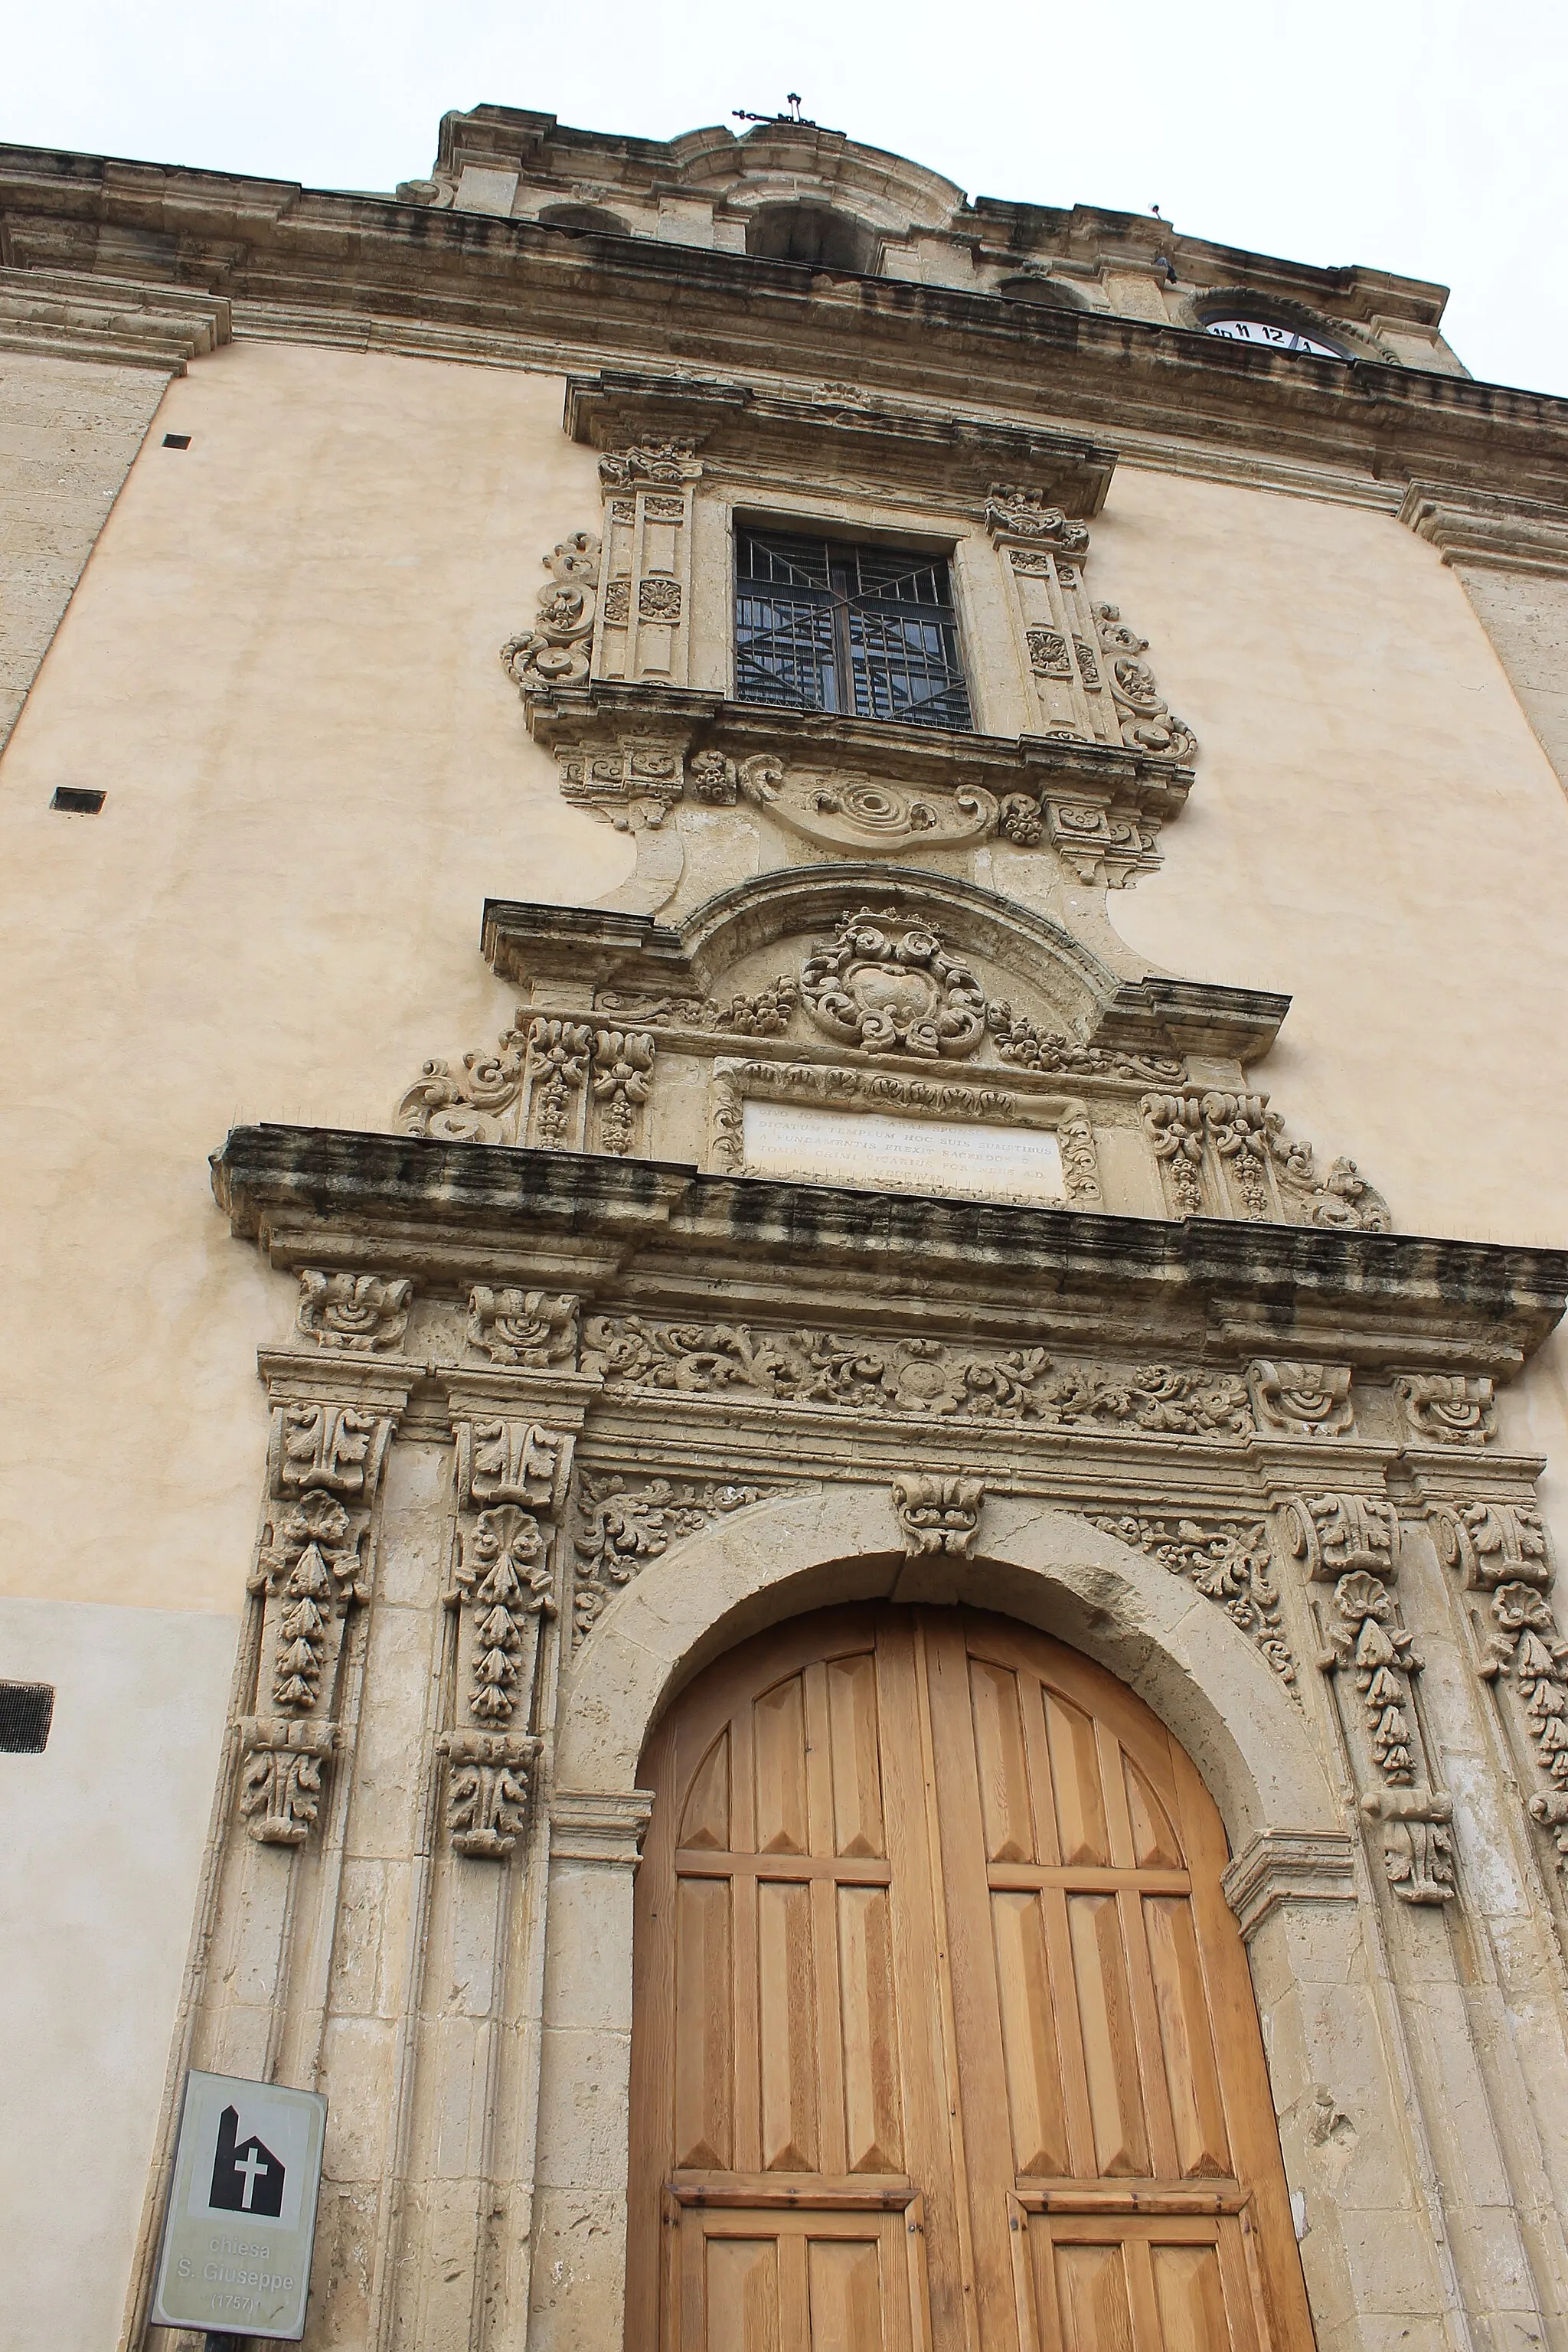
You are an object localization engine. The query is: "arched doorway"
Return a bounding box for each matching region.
[627,1603,1314,2352]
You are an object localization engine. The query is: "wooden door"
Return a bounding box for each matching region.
[628,1606,1314,2352]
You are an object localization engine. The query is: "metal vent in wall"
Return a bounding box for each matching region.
[0,1682,54,1752]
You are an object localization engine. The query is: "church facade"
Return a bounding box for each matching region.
[4,100,1568,2352]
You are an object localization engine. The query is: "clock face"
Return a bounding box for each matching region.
[1205,315,1348,358]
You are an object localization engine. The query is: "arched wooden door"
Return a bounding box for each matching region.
[628,1606,1314,2352]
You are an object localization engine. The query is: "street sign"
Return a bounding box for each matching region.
[150,2071,327,2341]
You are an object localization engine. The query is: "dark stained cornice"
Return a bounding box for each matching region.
[211,1123,1568,1374]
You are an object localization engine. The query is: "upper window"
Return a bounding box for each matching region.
[733,528,973,731]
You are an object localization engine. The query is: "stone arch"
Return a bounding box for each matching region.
[745,199,880,273]
[672,860,1140,1042]
[556,1483,1338,1848]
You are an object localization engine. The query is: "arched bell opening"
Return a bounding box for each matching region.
[746,200,881,274]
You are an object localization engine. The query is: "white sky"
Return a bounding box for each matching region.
[5,0,1566,396]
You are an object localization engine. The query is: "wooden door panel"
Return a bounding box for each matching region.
[675,2200,928,2352]
[631,1605,1315,2352]
[1014,2207,1263,2352]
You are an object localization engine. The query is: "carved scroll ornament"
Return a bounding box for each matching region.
[893,1474,985,1558]
[500,530,601,694]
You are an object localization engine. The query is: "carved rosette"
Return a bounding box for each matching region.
[240,1384,400,1846]
[438,1413,571,1858]
[468,1286,580,1370]
[1286,1493,1454,1903]
[893,1474,985,1557]
[800,907,988,1059]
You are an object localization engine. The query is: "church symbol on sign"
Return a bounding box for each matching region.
[208,2105,285,2218]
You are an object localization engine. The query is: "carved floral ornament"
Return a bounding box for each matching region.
[799,906,988,1058]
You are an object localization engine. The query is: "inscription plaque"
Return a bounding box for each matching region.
[742,1099,1066,1205]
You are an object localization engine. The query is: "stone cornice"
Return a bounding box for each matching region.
[211,1125,1568,1372]
[1400,479,1568,578]
[0,265,230,369]
[564,371,1118,515]
[2,145,1566,498]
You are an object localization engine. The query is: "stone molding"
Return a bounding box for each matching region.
[1400,479,1568,579]
[0,266,231,370]
[549,1787,654,1864]
[564,368,1117,515]
[1220,1829,1359,1940]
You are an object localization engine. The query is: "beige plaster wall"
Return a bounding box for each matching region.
[0,348,172,749]
[1096,462,1568,1540]
[0,1596,237,2348]
[0,341,628,1618]
[1455,563,1568,797]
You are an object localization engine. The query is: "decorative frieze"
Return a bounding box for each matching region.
[1396,1374,1497,1448]
[572,1470,772,1644]
[1089,1512,1296,1682]
[467,1287,580,1370]
[580,1314,1253,1435]
[296,1269,413,1354]
[988,1007,1184,1083]
[893,1474,985,1557]
[240,1383,400,1846]
[1247,1360,1354,1438]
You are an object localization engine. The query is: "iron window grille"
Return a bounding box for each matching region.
[734,528,973,730]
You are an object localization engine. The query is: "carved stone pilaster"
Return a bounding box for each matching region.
[892,1474,985,1557]
[1142,1090,1207,1217]
[1430,1496,1568,1871]
[438,1380,586,1860]
[1284,1491,1454,1903]
[240,1356,408,1846]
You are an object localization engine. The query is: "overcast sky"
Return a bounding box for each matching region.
[5,0,1566,395]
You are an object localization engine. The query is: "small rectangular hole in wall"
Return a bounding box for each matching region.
[0,1682,54,1752]
[50,786,106,814]
[162,433,191,449]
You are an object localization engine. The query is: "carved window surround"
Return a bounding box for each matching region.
[499,374,1200,884]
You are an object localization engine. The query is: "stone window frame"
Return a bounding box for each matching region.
[567,371,1117,745]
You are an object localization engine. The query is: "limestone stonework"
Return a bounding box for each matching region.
[3,96,1568,2352]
